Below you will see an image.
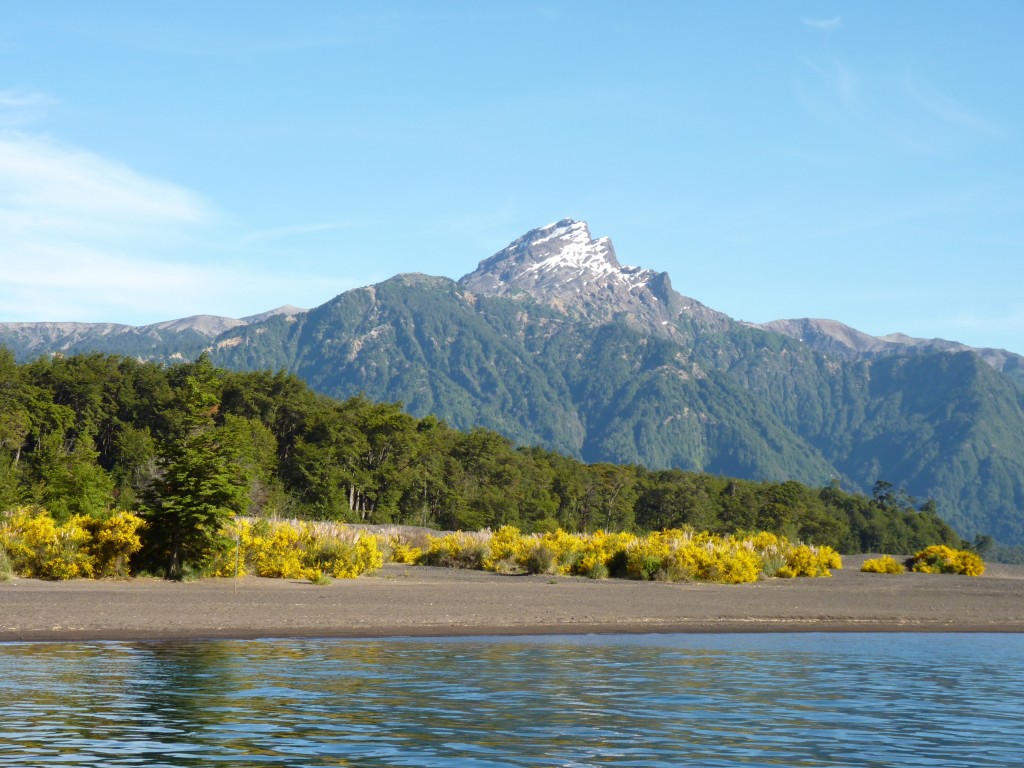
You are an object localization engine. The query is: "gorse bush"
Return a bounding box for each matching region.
[212,518,383,581]
[0,506,862,585]
[372,526,429,564]
[860,555,905,574]
[0,507,145,580]
[415,527,842,584]
[389,542,424,565]
[908,545,985,576]
[775,544,843,578]
[421,530,490,569]
[625,530,759,583]
[85,511,146,578]
[481,525,529,573]
[1,509,92,579]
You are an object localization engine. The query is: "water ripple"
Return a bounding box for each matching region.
[1,633,1022,766]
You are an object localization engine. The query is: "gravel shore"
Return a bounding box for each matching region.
[2,557,1023,642]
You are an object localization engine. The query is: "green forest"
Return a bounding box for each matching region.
[0,349,968,578]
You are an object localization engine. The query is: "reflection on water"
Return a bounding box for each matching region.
[2,633,1022,767]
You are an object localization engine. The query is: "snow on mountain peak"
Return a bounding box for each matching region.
[452,218,707,334]
[460,218,655,296]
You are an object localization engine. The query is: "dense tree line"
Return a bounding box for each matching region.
[0,350,966,575]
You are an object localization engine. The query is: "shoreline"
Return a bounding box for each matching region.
[3,560,1023,643]
[6,623,1023,645]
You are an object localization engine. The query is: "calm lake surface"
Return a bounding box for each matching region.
[2,633,1022,767]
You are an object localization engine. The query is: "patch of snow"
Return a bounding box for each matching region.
[527,219,591,248]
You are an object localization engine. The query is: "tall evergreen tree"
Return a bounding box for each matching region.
[143,356,248,578]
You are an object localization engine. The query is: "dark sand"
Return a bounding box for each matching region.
[2,556,1023,642]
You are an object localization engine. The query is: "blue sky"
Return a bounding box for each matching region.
[1,1,1021,354]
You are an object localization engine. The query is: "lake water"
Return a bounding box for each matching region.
[1,633,1022,767]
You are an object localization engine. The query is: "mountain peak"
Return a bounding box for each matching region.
[462,218,652,292]
[459,218,657,301]
[516,217,619,270]
[459,218,727,335]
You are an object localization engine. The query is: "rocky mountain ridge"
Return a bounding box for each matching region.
[0,305,306,362]
[756,317,1023,383]
[459,218,727,336]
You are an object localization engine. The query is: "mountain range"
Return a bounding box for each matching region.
[3,219,1023,547]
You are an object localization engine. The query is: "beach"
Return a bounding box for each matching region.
[2,557,1023,642]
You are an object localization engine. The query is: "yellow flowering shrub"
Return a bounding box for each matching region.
[298,526,347,580]
[955,550,986,576]
[776,544,842,578]
[573,530,635,578]
[420,527,637,579]
[860,555,905,574]
[309,523,382,579]
[624,530,763,584]
[625,532,672,580]
[84,511,146,578]
[747,531,784,550]
[482,528,637,578]
[705,545,761,583]
[208,517,252,577]
[909,545,985,576]
[390,542,423,564]
[674,537,762,584]
[482,525,531,572]
[209,518,384,580]
[322,534,384,579]
[537,529,588,575]
[250,521,309,578]
[0,508,95,580]
[422,531,489,569]
[361,525,844,585]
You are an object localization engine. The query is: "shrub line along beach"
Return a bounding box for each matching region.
[2,515,1022,642]
[2,555,1023,643]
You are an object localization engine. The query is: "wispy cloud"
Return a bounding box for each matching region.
[0,89,59,125]
[1,242,223,319]
[796,57,970,154]
[0,127,361,323]
[0,236,345,323]
[0,134,205,227]
[0,90,56,109]
[902,75,1003,137]
[0,129,219,322]
[801,16,842,31]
